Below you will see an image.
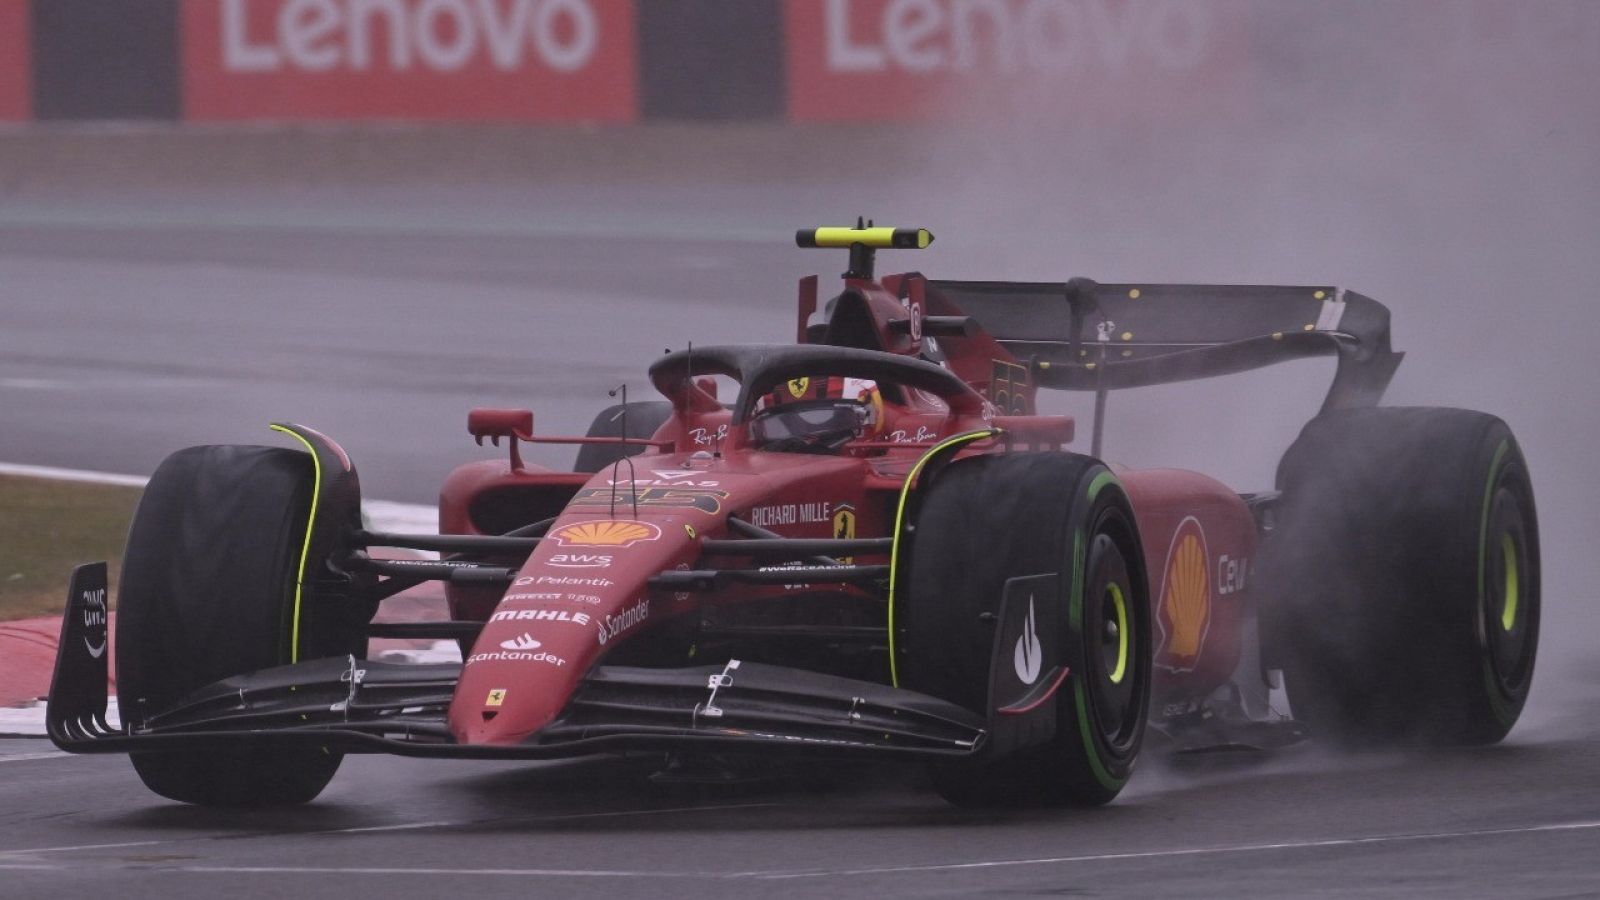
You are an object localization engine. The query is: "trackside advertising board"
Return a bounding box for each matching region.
[785,0,1252,122]
[183,0,637,122]
[0,0,27,120]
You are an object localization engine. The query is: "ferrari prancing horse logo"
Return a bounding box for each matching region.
[832,504,856,563]
[787,377,810,399]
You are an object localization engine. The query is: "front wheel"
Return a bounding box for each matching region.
[117,445,361,805]
[901,452,1152,807]
[573,400,674,473]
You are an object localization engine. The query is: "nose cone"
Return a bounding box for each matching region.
[450,607,595,744]
[446,513,698,746]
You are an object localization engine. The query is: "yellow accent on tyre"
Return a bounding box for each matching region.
[269,424,323,665]
[1107,582,1129,685]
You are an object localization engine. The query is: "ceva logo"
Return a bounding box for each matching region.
[217,0,602,74]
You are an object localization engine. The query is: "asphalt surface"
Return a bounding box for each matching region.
[2,117,1599,897]
[0,188,810,500]
[2,713,1599,900]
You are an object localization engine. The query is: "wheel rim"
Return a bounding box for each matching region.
[1084,528,1142,754]
[1483,484,1534,693]
[1499,533,1519,633]
[1104,582,1130,685]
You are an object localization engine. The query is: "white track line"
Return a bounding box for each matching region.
[0,207,771,246]
[0,462,437,535]
[753,819,1600,880]
[183,866,718,878]
[0,462,437,735]
[158,819,1600,881]
[0,802,781,860]
[0,838,181,858]
[0,463,148,489]
[0,694,119,739]
[0,752,68,763]
[301,801,783,839]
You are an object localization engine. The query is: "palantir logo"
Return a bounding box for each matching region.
[500,633,541,651]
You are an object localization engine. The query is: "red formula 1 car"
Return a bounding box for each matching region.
[48,226,1540,808]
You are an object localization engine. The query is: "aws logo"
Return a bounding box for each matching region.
[1156,516,1211,672]
[551,520,661,547]
[547,553,612,568]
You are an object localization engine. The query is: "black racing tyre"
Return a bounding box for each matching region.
[573,401,674,474]
[117,445,356,805]
[901,452,1153,807]
[1258,408,1539,746]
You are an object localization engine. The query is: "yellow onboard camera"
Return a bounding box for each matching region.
[796,223,934,278]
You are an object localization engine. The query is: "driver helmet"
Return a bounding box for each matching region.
[750,376,882,450]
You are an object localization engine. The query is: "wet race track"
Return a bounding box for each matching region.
[1,728,1599,899]
[3,128,1600,897]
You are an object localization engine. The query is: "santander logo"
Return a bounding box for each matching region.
[218,0,601,74]
[499,633,542,651]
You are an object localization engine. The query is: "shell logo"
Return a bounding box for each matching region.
[1157,516,1211,670]
[551,520,662,548]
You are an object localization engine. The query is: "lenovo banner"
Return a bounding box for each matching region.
[785,0,1251,122]
[0,0,27,120]
[183,0,637,122]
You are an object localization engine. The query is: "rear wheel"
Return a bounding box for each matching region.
[1259,408,1540,746]
[902,453,1152,807]
[117,445,362,805]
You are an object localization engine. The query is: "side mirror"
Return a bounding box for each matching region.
[468,408,534,445]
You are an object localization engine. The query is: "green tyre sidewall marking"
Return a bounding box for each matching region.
[1475,440,1517,728]
[1088,469,1121,502]
[1074,678,1122,791]
[1070,465,1126,793]
[1068,527,1085,632]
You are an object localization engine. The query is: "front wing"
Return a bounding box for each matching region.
[48,565,987,761]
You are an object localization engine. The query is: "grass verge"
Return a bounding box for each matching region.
[0,475,141,621]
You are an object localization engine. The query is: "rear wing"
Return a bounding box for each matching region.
[924,278,1403,413]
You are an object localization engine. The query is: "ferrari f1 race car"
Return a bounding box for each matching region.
[48,225,1540,808]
